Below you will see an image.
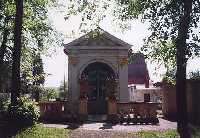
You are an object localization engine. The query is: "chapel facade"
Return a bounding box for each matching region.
[64,29,131,114]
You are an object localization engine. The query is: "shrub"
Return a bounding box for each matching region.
[7,96,40,126]
[0,93,10,111]
[162,68,176,87]
[30,85,45,102]
[40,87,58,101]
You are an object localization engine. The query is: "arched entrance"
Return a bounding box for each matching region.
[80,62,115,114]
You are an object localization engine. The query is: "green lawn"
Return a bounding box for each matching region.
[190,125,200,138]
[14,124,69,138]
[13,124,179,138]
[135,129,179,138]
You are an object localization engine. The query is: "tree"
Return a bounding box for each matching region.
[32,53,45,86]
[11,0,23,106]
[175,1,192,137]
[0,0,62,99]
[119,0,194,136]
[32,53,45,102]
[41,87,58,101]
[59,79,68,100]
[0,0,15,92]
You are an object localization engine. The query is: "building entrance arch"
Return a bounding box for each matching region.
[80,62,115,114]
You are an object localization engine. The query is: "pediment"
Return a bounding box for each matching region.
[64,29,131,50]
[73,35,119,47]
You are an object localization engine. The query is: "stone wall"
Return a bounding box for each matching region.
[187,80,200,126]
[39,101,79,121]
[162,79,200,126]
[162,86,177,119]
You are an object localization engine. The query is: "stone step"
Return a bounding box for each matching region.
[87,115,107,122]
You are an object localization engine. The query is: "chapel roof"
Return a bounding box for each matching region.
[64,28,132,48]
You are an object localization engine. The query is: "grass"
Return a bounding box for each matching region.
[136,129,179,138]
[1,123,179,138]
[14,124,69,138]
[190,125,200,138]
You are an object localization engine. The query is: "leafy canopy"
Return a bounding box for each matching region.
[64,0,200,70]
[0,0,63,92]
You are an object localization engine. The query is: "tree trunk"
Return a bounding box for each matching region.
[11,0,23,106]
[176,0,192,137]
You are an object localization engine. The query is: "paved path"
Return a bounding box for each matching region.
[43,118,177,132]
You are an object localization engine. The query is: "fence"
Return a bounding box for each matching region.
[39,101,79,122]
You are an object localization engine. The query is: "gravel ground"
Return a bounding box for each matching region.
[43,118,177,138]
[43,118,177,132]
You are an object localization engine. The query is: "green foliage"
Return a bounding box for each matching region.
[117,0,200,68]
[59,80,68,100]
[29,85,44,101]
[40,87,58,101]
[15,124,69,138]
[190,125,200,138]
[20,52,44,96]
[7,96,40,126]
[32,53,45,85]
[162,68,176,86]
[0,93,10,112]
[65,0,200,73]
[0,0,63,93]
[65,0,109,32]
[142,40,176,70]
[136,129,179,138]
[65,0,131,33]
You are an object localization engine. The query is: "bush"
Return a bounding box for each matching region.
[7,96,40,126]
[30,85,45,102]
[0,93,10,120]
[40,87,58,101]
[162,68,176,87]
[0,93,10,111]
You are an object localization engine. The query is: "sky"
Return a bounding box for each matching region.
[43,5,200,87]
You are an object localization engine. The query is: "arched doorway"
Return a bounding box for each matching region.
[80,62,115,114]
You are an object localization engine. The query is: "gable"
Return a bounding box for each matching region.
[74,35,120,47]
[64,29,131,49]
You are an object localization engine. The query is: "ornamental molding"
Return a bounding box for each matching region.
[119,57,129,67]
[67,49,127,56]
